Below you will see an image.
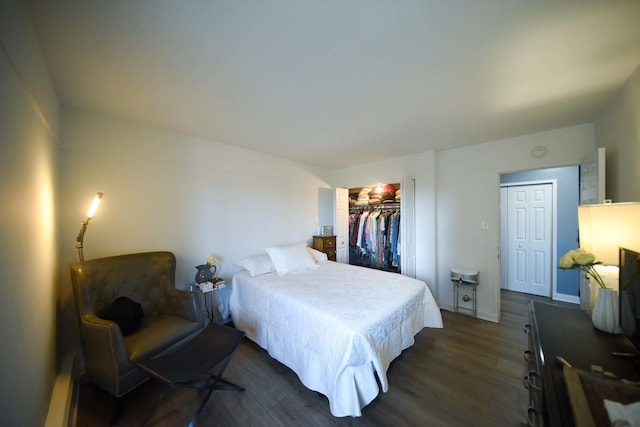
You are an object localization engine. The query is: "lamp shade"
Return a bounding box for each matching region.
[578,202,640,266]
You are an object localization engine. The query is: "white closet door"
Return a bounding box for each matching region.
[580,147,605,204]
[334,187,349,263]
[506,184,553,296]
[578,147,605,309]
[401,178,416,278]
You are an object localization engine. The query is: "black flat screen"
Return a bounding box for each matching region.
[619,247,640,348]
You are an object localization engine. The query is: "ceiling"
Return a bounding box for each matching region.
[26,1,640,169]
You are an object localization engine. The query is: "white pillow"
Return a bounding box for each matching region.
[235,254,274,277]
[266,243,318,276]
[307,247,328,263]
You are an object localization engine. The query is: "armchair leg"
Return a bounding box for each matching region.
[110,395,127,425]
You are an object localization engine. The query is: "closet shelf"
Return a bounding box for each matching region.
[349,202,400,211]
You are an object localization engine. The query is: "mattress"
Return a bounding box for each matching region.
[230,261,442,417]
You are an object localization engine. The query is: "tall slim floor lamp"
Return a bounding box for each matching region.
[76,192,103,263]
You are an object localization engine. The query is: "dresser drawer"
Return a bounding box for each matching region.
[524,321,544,427]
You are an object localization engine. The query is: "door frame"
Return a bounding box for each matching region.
[333,187,349,263]
[500,179,558,299]
[334,178,415,277]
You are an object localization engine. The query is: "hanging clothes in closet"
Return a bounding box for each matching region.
[348,206,401,273]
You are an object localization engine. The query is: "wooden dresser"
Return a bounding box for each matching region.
[525,301,640,426]
[312,235,336,261]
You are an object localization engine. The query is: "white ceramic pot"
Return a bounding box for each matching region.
[591,287,621,334]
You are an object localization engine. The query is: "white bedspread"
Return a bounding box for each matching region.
[230,261,443,417]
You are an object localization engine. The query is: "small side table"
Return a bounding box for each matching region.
[313,235,337,261]
[190,281,232,325]
[451,267,479,318]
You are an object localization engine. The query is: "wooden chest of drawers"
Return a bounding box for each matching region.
[525,301,640,426]
[312,235,336,261]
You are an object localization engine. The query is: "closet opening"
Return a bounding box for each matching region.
[348,183,402,274]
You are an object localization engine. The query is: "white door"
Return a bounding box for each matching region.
[507,184,553,296]
[578,147,606,308]
[334,188,349,263]
[500,187,508,289]
[580,147,606,204]
[400,178,416,278]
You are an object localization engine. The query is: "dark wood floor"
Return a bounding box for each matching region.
[74,290,571,427]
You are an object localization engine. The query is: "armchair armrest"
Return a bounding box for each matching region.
[165,288,205,326]
[78,314,131,391]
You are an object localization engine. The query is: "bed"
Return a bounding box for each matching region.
[230,245,443,417]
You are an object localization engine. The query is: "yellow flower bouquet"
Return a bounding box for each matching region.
[559,248,607,288]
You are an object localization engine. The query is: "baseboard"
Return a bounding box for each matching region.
[439,305,499,323]
[45,352,80,427]
[552,293,580,305]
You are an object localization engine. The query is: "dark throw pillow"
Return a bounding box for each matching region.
[102,296,144,336]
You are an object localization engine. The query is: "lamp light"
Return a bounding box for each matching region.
[578,202,640,266]
[76,192,103,262]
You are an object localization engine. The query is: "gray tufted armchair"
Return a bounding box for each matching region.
[70,251,205,415]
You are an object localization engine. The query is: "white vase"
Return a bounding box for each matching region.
[591,287,620,334]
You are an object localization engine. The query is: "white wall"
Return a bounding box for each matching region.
[330,151,438,297]
[436,125,594,321]
[334,124,595,322]
[57,107,333,354]
[0,0,60,425]
[596,63,640,203]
